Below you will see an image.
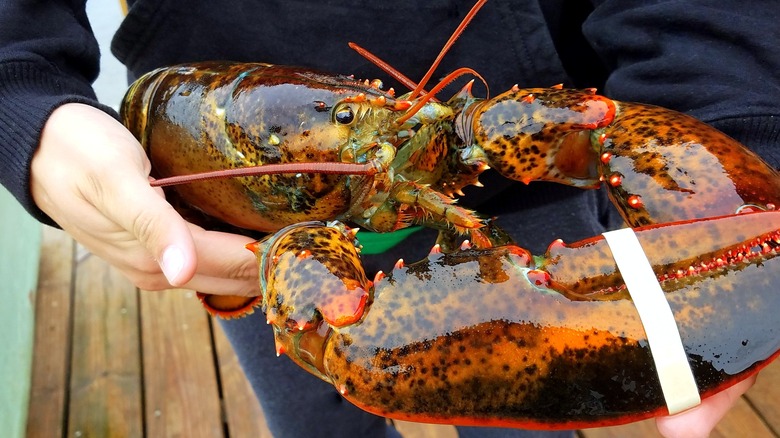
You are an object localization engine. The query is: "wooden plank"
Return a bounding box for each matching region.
[67,245,143,437]
[212,321,272,437]
[394,420,458,438]
[746,359,780,435]
[26,227,74,438]
[140,289,224,438]
[212,317,459,438]
[712,396,775,438]
[580,418,661,438]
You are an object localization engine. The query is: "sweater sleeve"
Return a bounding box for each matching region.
[583,0,780,167]
[0,0,119,224]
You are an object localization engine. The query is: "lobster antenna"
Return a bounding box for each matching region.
[408,0,488,101]
[348,42,424,94]
[395,67,488,126]
[150,162,378,187]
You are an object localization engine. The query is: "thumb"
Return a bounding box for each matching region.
[113,177,198,287]
[151,210,197,287]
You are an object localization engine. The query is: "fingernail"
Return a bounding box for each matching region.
[161,245,185,285]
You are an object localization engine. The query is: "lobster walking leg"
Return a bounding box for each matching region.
[245,211,780,429]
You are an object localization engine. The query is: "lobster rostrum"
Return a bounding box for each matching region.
[119,0,780,429]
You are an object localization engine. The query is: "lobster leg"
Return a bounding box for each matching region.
[352,115,491,236]
[250,211,780,429]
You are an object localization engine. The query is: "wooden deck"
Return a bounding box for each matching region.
[26,226,780,438]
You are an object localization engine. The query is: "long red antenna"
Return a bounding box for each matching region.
[350,0,488,103]
[407,0,488,100]
[395,67,488,126]
[348,42,423,94]
[152,1,490,189]
[150,162,378,187]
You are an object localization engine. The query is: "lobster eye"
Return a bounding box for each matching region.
[334,104,356,125]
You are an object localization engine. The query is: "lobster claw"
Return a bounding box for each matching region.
[250,221,372,330]
[314,278,369,328]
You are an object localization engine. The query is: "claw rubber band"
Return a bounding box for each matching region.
[602,228,701,415]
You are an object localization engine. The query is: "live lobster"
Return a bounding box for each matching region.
[119,3,780,430]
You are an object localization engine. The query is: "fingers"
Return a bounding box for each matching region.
[78,181,260,294]
[183,225,261,296]
[59,166,259,294]
[179,274,259,296]
[655,375,757,438]
[190,227,258,277]
[107,179,198,286]
[89,182,260,295]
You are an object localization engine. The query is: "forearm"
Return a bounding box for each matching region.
[0,0,117,224]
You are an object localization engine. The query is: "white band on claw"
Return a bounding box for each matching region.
[602,227,701,415]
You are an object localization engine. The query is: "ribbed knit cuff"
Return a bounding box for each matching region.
[0,61,119,226]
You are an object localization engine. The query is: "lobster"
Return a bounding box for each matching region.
[119,1,780,429]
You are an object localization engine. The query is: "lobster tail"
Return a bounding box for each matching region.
[120,66,170,148]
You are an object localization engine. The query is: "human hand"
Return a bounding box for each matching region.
[31,103,260,296]
[655,375,757,438]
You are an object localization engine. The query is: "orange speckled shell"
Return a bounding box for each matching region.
[121,62,394,232]
[600,102,780,226]
[259,213,780,429]
[468,88,615,187]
